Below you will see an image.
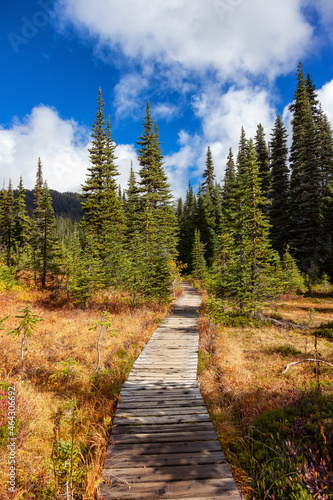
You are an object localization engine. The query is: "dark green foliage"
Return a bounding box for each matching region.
[269,114,290,256]
[0,179,15,265]
[249,394,333,499]
[255,123,270,207]
[202,146,216,196]
[313,321,333,341]
[30,160,60,288]
[136,101,178,301]
[265,345,302,357]
[289,102,321,272]
[15,189,84,220]
[177,181,196,270]
[191,229,206,279]
[195,187,218,266]
[13,177,30,261]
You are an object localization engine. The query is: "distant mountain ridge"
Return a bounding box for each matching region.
[14,189,84,221]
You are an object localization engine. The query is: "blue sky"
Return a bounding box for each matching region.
[1,0,333,199]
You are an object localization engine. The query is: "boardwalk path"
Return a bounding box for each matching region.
[100,282,241,499]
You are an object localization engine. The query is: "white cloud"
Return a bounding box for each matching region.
[318,79,333,125]
[151,103,180,121]
[0,105,140,195]
[116,143,140,190]
[192,85,277,180]
[0,106,90,192]
[164,131,204,199]
[57,0,313,80]
[114,73,148,121]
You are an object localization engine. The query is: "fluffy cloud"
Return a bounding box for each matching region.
[192,85,277,180]
[317,79,333,125]
[0,105,139,194]
[57,0,313,79]
[114,73,148,121]
[0,106,90,192]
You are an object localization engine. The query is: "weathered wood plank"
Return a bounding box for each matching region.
[111,422,216,435]
[100,478,241,499]
[103,463,232,482]
[105,451,226,468]
[113,414,211,425]
[111,430,219,444]
[108,440,222,456]
[116,407,208,417]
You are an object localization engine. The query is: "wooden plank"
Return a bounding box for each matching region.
[116,407,208,417]
[100,478,241,499]
[119,386,199,394]
[112,430,219,444]
[111,422,216,435]
[108,440,222,456]
[105,451,226,468]
[113,414,211,425]
[103,464,232,482]
[117,399,203,408]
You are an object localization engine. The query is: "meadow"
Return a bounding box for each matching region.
[0,283,173,499]
[1,277,333,499]
[197,282,333,499]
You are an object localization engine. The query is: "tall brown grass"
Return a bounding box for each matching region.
[197,287,333,499]
[0,287,171,499]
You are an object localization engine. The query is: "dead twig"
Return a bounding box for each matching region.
[282,359,333,374]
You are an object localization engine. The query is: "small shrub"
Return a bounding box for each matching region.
[266,345,302,357]
[0,265,22,291]
[313,321,333,341]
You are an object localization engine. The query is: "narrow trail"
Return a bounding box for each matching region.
[100,282,241,499]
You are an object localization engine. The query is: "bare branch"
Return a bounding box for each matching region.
[282,359,333,374]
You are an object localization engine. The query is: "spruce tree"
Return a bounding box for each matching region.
[13,177,30,263]
[317,105,333,188]
[136,101,178,301]
[177,181,196,270]
[255,123,271,207]
[81,88,107,236]
[202,146,215,196]
[269,114,290,256]
[191,229,206,279]
[195,186,217,266]
[0,180,15,266]
[30,160,60,287]
[290,102,321,272]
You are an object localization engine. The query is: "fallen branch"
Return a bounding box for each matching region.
[282,359,333,374]
[255,311,307,330]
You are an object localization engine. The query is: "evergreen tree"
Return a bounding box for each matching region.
[237,127,248,178]
[255,123,271,206]
[0,180,15,266]
[202,146,215,196]
[30,160,60,287]
[317,105,333,188]
[13,177,30,262]
[289,62,309,221]
[290,102,321,272]
[136,101,178,301]
[177,181,196,270]
[269,114,290,256]
[195,186,217,266]
[191,229,206,279]
[81,88,106,232]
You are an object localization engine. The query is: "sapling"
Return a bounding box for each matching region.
[6,304,43,363]
[90,311,117,373]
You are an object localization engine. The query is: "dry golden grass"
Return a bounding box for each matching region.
[0,287,171,499]
[197,290,333,498]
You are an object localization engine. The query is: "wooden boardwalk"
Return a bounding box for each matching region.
[100,283,241,499]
